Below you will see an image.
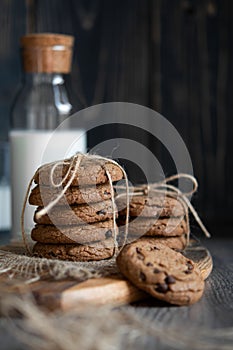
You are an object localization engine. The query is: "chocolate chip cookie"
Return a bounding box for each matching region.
[34,158,123,186]
[33,239,115,261]
[34,199,117,225]
[29,183,113,206]
[118,217,187,237]
[126,235,188,251]
[116,241,204,305]
[117,194,185,218]
[31,220,118,244]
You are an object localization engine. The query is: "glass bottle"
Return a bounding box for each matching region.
[10,33,86,240]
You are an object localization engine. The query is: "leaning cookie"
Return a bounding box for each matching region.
[31,221,118,244]
[118,217,187,237]
[119,235,188,251]
[116,241,204,305]
[33,239,115,262]
[34,199,117,225]
[29,183,113,207]
[34,158,123,186]
[117,194,185,218]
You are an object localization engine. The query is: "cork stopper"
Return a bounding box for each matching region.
[21,33,74,73]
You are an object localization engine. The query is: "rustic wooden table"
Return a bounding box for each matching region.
[0,232,232,350]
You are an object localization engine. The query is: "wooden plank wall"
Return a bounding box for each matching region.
[0,0,232,231]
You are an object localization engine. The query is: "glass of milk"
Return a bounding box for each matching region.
[10,34,86,241]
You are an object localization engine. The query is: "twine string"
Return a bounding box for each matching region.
[36,154,84,218]
[114,173,210,239]
[105,169,118,256]
[50,157,77,188]
[21,175,36,255]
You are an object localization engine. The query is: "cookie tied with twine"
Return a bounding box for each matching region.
[115,173,211,245]
[21,153,130,257]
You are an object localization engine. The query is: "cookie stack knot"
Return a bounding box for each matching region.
[28,154,124,261]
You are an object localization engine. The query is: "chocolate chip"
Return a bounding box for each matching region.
[105,230,112,239]
[136,247,144,260]
[153,268,160,273]
[49,252,56,257]
[155,283,168,293]
[97,210,106,215]
[137,253,145,260]
[139,271,146,281]
[146,262,153,266]
[185,270,192,274]
[153,246,159,250]
[187,261,194,270]
[165,275,176,284]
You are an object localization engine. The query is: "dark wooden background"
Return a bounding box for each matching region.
[0,0,232,235]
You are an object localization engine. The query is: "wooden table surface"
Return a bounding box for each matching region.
[0,233,233,350]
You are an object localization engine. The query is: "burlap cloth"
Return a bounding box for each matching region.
[0,243,118,283]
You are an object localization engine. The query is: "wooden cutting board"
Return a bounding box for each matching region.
[0,239,213,311]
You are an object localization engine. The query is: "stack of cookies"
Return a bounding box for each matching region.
[116,191,188,250]
[29,157,123,261]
